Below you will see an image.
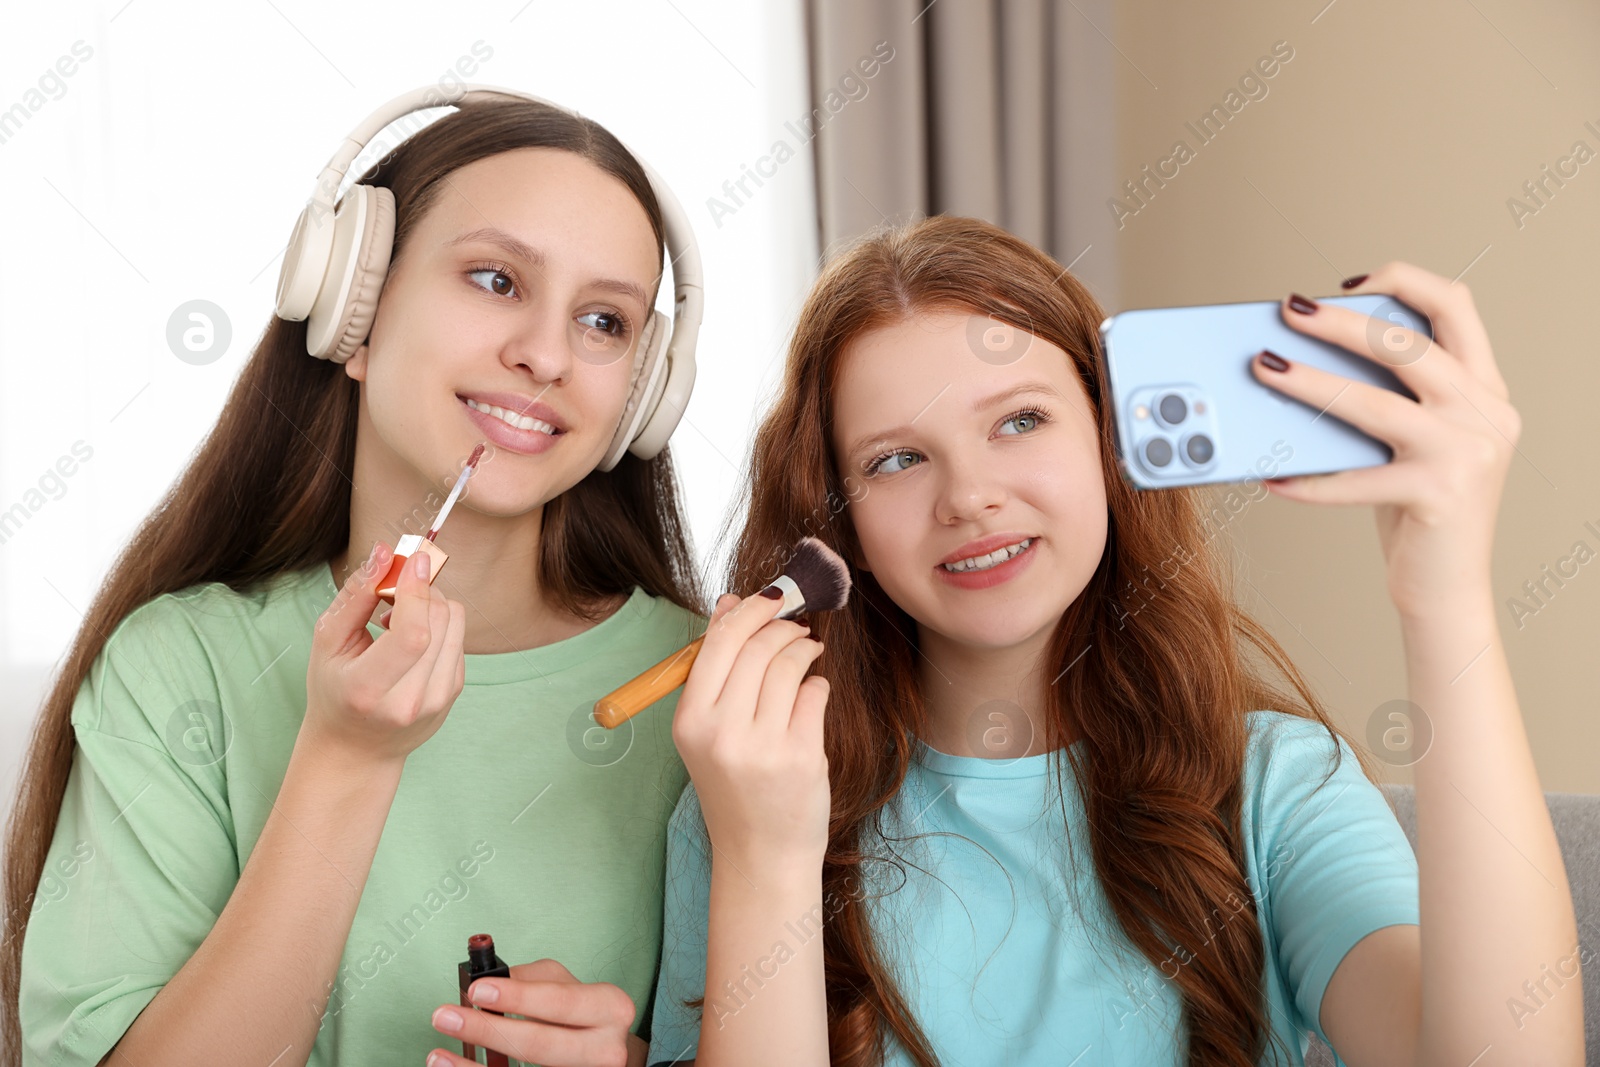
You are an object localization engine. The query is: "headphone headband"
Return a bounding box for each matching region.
[275,83,702,470]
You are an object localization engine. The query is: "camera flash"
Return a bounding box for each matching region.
[1134,404,1149,420]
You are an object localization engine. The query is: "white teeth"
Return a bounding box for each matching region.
[941,538,1033,573]
[466,398,556,435]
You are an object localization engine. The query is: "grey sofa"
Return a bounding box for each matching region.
[1305,784,1598,1066]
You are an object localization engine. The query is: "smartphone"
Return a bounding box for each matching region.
[1100,294,1432,490]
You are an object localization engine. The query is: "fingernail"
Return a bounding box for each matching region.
[378,611,392,629]
[1258,349,1290,372]
[432,1006,464,1031]
[414,554,430,578]
[1287,293,1318,315]
[758,585,783,599]
[469,981,498,1004]
[428,1053,450,1067]
[793,614,811,628]
[1339,273,1368,290]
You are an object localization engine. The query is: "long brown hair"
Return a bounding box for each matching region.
[0,97,705,1062]
[717,215,1380,1066]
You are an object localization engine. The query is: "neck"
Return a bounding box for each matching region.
[330,431,622,656]
[915,623,1069,759]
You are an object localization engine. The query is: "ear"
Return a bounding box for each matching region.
[344,342,369,382]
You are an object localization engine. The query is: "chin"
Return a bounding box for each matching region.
[938,613,1063,652]
[453,470,550,513]
[890,583,1060,650]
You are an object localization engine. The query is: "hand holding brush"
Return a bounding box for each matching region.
[667,552,850,871]
[593,537,851,728]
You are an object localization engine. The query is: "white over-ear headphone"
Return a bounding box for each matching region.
[273,84,703,472]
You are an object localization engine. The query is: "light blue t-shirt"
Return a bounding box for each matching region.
[645,710,1419,1066]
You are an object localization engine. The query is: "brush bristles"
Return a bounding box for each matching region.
[783,536,852,614]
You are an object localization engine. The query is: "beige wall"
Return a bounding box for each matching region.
[1111,0,1599,791]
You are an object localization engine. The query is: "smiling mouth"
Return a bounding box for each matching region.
[939,537,1035,573]
[461,397,561,436]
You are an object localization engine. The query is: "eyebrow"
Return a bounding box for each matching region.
[445,226,652,311]
[844,380,1066,461]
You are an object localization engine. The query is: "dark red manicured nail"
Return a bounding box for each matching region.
[1258,349,1290,372]
[1339,274,1368,289]
[1287,293,1318,315]
[758,585,784,599]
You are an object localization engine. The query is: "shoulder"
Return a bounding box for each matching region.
[1241,708,1354,797]
[667,778,706,837]
[1237,709,1414,888]
[1237,709,1387,863]
[1236,712,1419,1044]
[663,781,715,868]
[114,569,303,642]
[73,570,306,736]
[627,587,709,647]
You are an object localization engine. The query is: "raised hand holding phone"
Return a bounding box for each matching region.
[1102,290,1433,489]
[1250,262,1519,618]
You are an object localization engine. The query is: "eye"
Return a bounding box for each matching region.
[864,449,923,476]
[467,265,517,298]
[577,310,629,338]
[998,407,1050,435]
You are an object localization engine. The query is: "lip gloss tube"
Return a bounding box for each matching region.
[377,444,484,605]
[457,933,511,1067]
[376,533,448,604]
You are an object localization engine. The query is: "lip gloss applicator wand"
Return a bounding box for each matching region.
[593,536,852,729]
[377,443,485,604]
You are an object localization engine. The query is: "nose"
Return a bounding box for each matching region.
[502,308,574,386]
[933,448,1006,525]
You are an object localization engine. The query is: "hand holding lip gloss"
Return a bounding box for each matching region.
[377,443,485,606]
[455,934,511,1067]
[307,537,468,764]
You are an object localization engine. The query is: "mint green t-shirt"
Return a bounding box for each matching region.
[19,562,706,1067]
[647,710,1420,1067]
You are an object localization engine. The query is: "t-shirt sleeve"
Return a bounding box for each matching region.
[1248,711,1420,1050]
[645,782,712,1066]
[18,596,240,1067]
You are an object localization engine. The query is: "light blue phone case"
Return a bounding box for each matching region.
[1100,294,1432,490]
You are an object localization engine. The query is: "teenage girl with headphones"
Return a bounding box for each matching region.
[647,217,1583,1065]
[5,86,707,1067]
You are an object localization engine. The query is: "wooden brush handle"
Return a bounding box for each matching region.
[593,634,707,729]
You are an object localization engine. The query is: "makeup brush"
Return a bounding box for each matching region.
[593,536,852,729]
[377,443,485,604]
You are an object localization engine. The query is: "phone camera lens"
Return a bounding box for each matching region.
[1183,434,1214,466]
[1157,394,1187,426]
[1142,436,1173,469]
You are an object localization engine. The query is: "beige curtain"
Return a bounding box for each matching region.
[805,0,1120,303]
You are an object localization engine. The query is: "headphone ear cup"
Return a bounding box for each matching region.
[597,310,670,472]
[307,185,395,362]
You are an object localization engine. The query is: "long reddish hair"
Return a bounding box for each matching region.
[715,216,1380,1066]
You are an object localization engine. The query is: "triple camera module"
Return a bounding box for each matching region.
[1128,386,1217,478]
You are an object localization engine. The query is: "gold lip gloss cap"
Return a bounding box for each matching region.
[376,533,449,604]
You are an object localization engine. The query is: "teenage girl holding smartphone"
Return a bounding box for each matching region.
[7,87,708,1067]
[648,217,1582,1066]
